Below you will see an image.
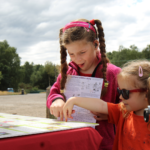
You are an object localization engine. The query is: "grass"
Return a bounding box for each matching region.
[0,90,46,95]
[0,91,22,95]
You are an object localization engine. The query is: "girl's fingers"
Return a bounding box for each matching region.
[63,106,74,121]
[65,109,72,121]
[60,111,63,121]
[63,109,68,122]
[94,115,102,121]
[50,109,53,115]
[66,110,75,119]
[69,116,73,119]
[90,111,97,115]
[70,110,75,119]
[72,110,75,114]
[51,110,59,118]
[68,109,72,118]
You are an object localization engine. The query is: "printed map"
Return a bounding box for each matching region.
[0,113,98,138]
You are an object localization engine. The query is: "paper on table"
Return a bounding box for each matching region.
[0,113,99,138]
[58,75,103,124]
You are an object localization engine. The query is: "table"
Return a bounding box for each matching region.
[1,127,102,150]
[0,113,103,150]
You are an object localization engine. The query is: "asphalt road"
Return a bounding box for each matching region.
[0,93,47,118]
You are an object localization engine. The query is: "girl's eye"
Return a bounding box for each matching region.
[70,54,74,56]
[81,52,85,54]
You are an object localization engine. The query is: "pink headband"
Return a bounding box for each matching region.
[63,20,96,34]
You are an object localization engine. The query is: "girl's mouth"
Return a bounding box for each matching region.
[78,63,84,68]
[123,102,128,106]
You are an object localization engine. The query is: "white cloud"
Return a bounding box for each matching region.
[36,23,49,29]
[19,39,71,65]
[0,0,150,65]
[19,40,59,65]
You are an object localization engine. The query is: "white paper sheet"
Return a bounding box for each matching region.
[58,75,103,124]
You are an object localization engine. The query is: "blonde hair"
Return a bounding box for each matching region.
[117,60,150,128]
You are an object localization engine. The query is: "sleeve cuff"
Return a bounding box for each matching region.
[52,97,64,103]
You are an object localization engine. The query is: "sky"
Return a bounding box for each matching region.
[0,0,150,66]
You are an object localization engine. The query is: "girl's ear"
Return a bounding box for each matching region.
[93,40,99,56]
[145,92,149,104]
[145,98,149,106]
[95,43,97,48]
[93,40,99,49]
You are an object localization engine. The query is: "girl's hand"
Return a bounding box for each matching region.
[63,97,75,121]
[91,111,108,121]
[50,99,65,121]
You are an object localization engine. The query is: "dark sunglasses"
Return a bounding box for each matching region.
[117,87,147,100]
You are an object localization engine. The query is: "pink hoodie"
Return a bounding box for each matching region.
[47,52,121,150]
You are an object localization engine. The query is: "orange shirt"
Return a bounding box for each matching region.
[107,102,150,150]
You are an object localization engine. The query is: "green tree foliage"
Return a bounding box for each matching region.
[0,40,21,91]
[19,66,25,84]
[23,61,34,84]
[0,41,59,91]
[18,82,27,89]
[142,45,150,59]
[0,71,3,84]
[45,61,58,86]
[18,61,58,90]
[33,69,50,89]
[30,65,44,86]
[107,45,145,67]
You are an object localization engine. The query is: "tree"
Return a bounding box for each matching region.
[142,45,150,60]
[45,61,58,86]
[0,40,21,91]
[0,71,3,84]
[19,66,25,83]
[107,45,145,67]
[106,52,113,60]
[23,61,34,84]
[33,69,49,89]
[19,62,58,90]
[30,65,44,86]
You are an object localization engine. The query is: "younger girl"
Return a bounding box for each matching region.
[63,60,150,150]
[47,19,120,150]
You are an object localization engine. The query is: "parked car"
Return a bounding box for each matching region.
[7,88,14,92]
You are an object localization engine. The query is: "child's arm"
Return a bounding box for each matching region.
[47,74,66,120]
[91,111,108,121]
[63,97,108,121]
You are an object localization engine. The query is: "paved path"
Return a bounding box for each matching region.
[0,93,47,118]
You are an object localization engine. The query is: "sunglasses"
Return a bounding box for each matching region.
[117,87,147,100]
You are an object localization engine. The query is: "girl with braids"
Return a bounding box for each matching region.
[47,19,120,150]
[63,60,150,150]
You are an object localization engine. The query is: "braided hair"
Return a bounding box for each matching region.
[59,19,109,101]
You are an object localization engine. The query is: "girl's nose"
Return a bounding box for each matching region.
[76,56,82,62]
